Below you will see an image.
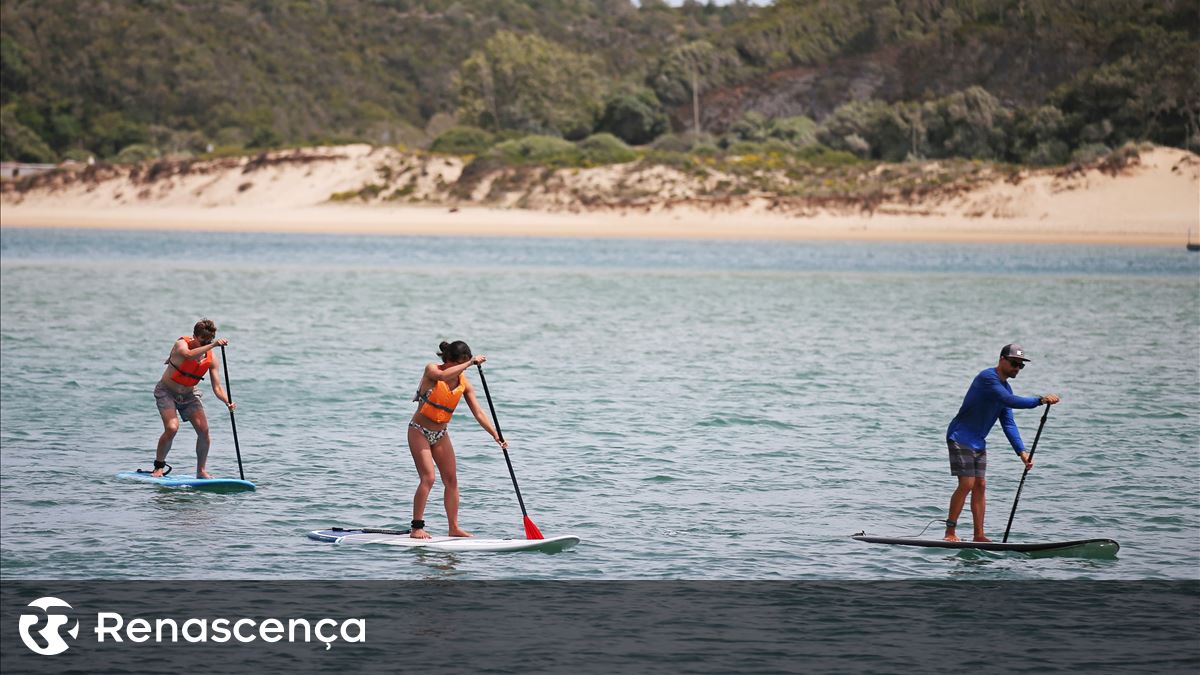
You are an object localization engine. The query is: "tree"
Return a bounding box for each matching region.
[817,99,911,161]
[1,105,56,162]
[648,40,740,111]
[922,87,1012,160]
[454,31,606,140]
[595,90,668,145]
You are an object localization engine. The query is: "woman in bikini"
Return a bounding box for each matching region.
[408,340,506,539]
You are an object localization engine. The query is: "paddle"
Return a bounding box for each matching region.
[475,363,544,539]
[1002,404,1051,543]
[218,344,246,481]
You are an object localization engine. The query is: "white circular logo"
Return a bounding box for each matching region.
[18,597,79,656]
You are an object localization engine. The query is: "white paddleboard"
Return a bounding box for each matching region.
[308,528,580,553]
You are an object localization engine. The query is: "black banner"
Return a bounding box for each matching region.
[2,581,1197,673]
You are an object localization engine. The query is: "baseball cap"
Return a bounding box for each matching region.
[1000,344,1031,362]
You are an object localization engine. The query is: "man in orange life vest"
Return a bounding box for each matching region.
[151,319,235,478]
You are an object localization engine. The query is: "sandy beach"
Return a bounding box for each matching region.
[2,145,1196,246]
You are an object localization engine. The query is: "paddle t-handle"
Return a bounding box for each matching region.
[476,363,544,539]
[219,344,246,481]
[1002,403,1051,543]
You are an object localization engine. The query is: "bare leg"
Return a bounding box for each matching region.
[407,425,436,539]
[971,478,990,542]
[189,409,212,479]
[154,408,180,477]
[431,434,471,537]
[945,476,975,541]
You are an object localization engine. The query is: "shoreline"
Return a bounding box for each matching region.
[0,203,1192,247]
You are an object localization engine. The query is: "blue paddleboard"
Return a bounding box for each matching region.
[116,471,256,491]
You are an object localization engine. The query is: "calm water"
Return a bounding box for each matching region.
[1,228,1197,580]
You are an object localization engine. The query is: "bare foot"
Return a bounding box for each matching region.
[196,469,213,479]
[973,535,992,543]
[410,528,432,539]
[944,532,961,542]
[448,528,473,538]
[151,469,165,478]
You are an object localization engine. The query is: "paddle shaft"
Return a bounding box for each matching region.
[1002,404,1050,542]
[475,364,530,517]
[219,345,245,481]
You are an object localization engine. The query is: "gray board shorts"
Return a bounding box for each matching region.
[154,381,204,422]
[947,440,986,478]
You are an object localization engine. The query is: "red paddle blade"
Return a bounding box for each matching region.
[523,516,544,540]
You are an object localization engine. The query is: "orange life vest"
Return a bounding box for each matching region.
[166,336,211,386]
[415,373,466,424]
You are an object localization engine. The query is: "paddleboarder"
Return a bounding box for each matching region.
[943,344,1059,542]
[151,319,235,478]
[407,340,506,539]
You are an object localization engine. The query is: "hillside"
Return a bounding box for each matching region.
[2,0,1196,166]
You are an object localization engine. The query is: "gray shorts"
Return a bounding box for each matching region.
[948,440,986,477]
[155,381,204,422]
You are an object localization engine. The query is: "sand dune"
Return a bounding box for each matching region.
[2,144,1196,246]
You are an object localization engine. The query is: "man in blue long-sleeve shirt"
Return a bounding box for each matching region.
[944,344,1060,542]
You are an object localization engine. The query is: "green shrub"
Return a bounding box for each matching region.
[1023,140,1070,166]
[60,148,94,162]
[1070,143,1110,164]
[726,140,767,155]
[651,132,717,153]
[769,116,819,147]
[730,111,770,142]
[431,126,496,155]
[595,91,669,145]
[577,133,638,165]
[795,144,861,166]
[114,143,160,163]
[763,138,796,154]
[490,135,581,167]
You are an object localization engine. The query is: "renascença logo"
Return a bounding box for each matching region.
[18,597,80,656]
[16,596,365,654]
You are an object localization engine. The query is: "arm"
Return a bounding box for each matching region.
[999,407,1025,455]
[208,352,235,410]
[424,355,486,383]
[462,381,507,449]
[983,374,1042,409]
[176,337,226,360]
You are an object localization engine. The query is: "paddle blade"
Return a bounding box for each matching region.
[523,516,544,540]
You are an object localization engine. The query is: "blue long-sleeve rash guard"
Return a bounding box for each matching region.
[946,368,1042,454]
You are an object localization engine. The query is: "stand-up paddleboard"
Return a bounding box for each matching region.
[852,533,1119,558]
[116,471,256,492]
[308,527,580,553]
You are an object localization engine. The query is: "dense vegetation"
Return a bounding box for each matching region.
[2,0,1196,167]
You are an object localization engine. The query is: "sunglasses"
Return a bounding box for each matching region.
[1007,358,1026,369]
